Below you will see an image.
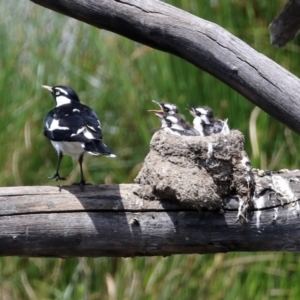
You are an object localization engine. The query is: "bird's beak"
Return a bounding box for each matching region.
[188,105,196,117]
[154,112,164,119]
[149,100,164,114]
[41,85,53,92]
[189,110,196,117]
[148,109,164,115]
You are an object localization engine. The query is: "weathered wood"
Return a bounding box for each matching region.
[30,0,300,136]
[270,0,300,46]
[0,184,185,215]
[0,180,300,257]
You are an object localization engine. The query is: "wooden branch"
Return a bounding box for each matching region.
[1,180,300,257]
[270,0,300,47]
[30,0,300,136]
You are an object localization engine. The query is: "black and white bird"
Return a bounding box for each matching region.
[149,100,198,136]
[154,112,199,136]
[149,100,178,131]
[164,114,200,136]
[42,85,116,187]
[189,106,230,136]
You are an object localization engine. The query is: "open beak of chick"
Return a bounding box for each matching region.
[188,105,197,117]
[148,100,164,116]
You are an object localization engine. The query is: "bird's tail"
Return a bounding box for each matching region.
[83,140,116,157]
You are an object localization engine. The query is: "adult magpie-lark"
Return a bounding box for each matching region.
[189,106,230,136]
[42,85,116,186]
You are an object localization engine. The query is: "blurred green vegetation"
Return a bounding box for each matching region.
[1,0,300,299]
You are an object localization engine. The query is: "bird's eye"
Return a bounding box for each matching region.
[165,108,170,112]
[55,90,60,96]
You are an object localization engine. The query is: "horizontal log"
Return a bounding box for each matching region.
[30,0,300,136]
[1,182,300,257]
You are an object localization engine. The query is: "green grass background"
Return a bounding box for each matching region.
[1,0,300,299]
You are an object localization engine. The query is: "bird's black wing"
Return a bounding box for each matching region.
[177,115,199,136]
[203,120,227,136]
[212,120,225,134]
[203,123,215,136]
[43,103,103,142]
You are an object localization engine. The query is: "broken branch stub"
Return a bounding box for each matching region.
[134,130,254,212]
[269,0,300,47]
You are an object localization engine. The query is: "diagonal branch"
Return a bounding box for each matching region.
[30,0,300,135]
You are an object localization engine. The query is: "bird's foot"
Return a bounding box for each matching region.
[72,180,92,191]
[48,173,66,181]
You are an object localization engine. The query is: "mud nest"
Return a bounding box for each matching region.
[134,130,254,212]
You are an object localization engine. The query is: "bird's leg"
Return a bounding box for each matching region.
[48,151,66,181]
[78,153,86,185]
[73,153,91,189]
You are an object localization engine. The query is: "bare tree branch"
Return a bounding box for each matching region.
[30,0,300,135]
[270,0,300,47]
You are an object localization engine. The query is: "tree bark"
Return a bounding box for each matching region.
[270,0,300,47]
[30,0,300,136]
[0,180,300,257]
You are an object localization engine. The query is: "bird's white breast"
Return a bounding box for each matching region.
[51,141,84,157]
[193,117,204,136]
